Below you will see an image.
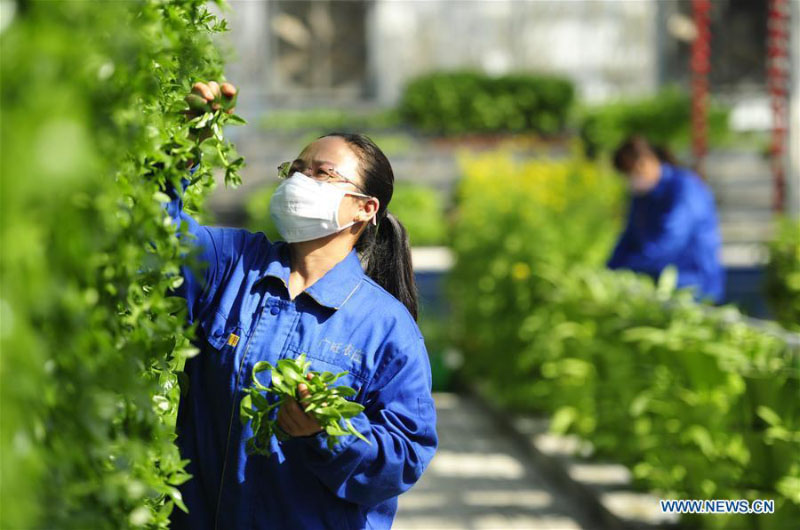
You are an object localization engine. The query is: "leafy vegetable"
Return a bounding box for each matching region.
[0,1,244,527]
[239,354,370,455]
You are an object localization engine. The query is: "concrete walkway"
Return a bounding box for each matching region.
[393,393,596,530]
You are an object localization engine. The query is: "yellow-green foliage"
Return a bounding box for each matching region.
[448,150,624,369]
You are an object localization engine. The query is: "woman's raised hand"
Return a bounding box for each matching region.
[183,80,237,144]
[184,80,237,118]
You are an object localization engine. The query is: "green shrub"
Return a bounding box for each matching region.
[387,184,448,246]
[259,108,401,132]
[765,217,800,331]
[579,86,730,157]
[400,71,575,136]
[448,150,800,528]
[0,1,243,528]
[245,182,447,247]
[447,150,624,384]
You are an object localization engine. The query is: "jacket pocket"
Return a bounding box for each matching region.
[199,308,243,352]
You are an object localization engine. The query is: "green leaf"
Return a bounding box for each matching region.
[153,191,172,204]
[336,401,364,417]
[550,407,577,434]
[169,488,189,514]
[325,422,348,437]
[344,418,370,444]
[271,372,292,395]
[276,359,305,385]
[332,386,357,398]
[314,406,341,419]
[657,265,677,298]
[239,394,254,425]
[251,391,270,410]
[253,361,272,374]
[756,406,783,427]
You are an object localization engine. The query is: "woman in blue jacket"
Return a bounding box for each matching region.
[607,136,725,303]
[165,81,438,529]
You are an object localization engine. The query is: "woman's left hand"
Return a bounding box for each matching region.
[277,374,324,437]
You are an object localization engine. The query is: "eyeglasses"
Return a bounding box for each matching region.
[277,160,369,195]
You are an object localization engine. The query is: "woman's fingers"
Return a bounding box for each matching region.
[278,399,302,434]
[220,82,237,97]
[220,82,236,114]
[297,383,313,411]
[207,80,221,99]
[191,81,214,101]
[297,383,310,399]
[187,81,236,119]
[278,399,322,436]
[278,397,324,437]
[207,81,222,111]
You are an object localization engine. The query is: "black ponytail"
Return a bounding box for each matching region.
[321,132,419,320]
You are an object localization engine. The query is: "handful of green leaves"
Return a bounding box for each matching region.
[239,354,370,456]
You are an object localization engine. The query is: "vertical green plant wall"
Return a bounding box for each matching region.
[0,1,243,528]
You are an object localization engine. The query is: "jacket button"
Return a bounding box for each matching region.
[270,306,280,315]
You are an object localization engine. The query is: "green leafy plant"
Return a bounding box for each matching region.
[0,1,244,528]
[765,217,800,331]
[389,183,448,246]
[239,355,370,456]
[400,71,575,136]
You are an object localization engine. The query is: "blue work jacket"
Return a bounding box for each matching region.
[607,163,725,303]
[163,165,438,529]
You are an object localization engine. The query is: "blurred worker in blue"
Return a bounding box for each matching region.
[607,136,725,303]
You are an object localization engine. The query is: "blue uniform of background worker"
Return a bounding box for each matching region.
[607,136,725,303]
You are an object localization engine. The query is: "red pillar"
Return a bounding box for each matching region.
[768,0,790,212]
[690,0,711,178]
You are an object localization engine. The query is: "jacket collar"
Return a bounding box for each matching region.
[636,162,674,201]
[259,241,364,310]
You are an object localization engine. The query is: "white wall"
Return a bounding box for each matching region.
[216,1,659,110]
[367,0,659,105]
[210,0,271,124]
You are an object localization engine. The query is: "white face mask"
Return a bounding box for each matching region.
[269,172,375,243]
